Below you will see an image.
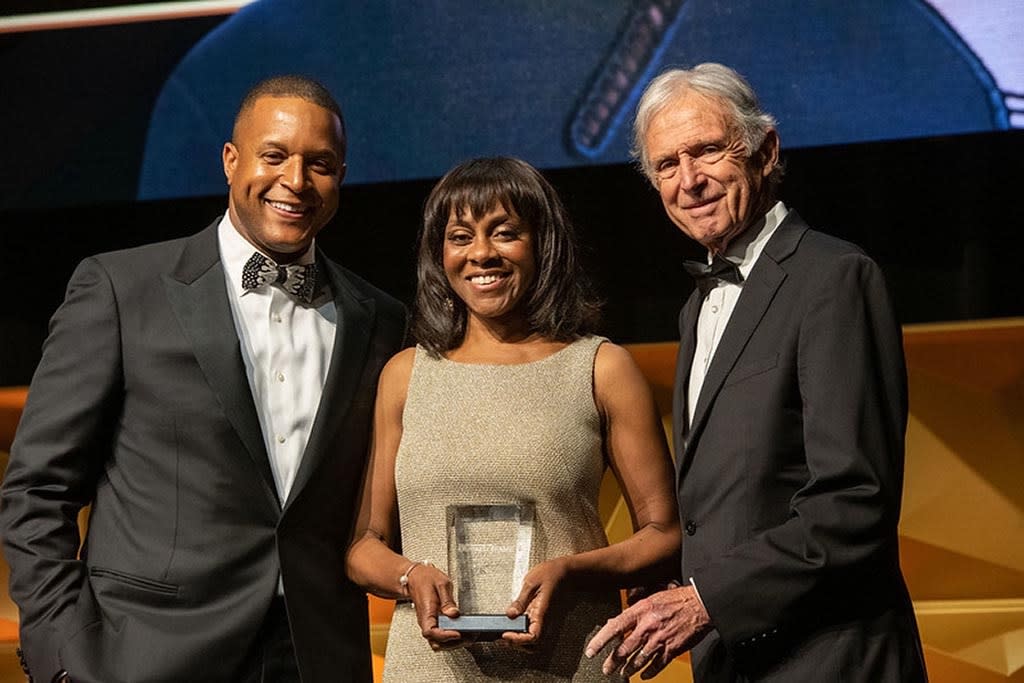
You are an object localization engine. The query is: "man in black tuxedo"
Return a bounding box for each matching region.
[0,76,406,682]
[587,63,927,681]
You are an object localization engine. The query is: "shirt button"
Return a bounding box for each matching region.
[711,305,719,313]
[685,520,697,536]
[276,372,285,382]
[273,314,282,323]
[276,434,285,444]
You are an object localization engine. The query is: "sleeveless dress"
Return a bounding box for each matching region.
[383,336,625,682]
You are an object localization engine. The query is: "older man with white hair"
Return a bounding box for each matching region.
[586,63,927,683]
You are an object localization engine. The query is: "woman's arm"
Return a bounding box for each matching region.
[505,341,680,643]
[345,348,464,648]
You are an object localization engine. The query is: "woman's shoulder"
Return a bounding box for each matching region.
[378,346,419,396]
[592,340,647,390]
[385,346,418,372]
[590,337,629,365]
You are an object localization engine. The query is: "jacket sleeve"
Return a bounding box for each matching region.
[0,257,124,679]
[693,252,909,651]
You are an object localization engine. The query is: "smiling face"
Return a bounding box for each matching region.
[442,203,536,330]
[222,95,346,263]
[644,90,778,254]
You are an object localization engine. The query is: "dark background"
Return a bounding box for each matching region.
[1,10,1022,385]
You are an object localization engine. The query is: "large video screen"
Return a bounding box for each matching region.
[2,0,1021,208]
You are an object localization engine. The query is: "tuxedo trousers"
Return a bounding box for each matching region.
[237,597,300,683]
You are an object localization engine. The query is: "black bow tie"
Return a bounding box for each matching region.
[683,254,744,295]
[241,252,320,304]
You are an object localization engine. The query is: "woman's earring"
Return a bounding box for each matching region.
[443,296,454,312]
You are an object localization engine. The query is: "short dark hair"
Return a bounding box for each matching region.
[233,75,346,154]
[413,157,601,355]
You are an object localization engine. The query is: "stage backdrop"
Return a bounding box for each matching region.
[1,0,1022,208]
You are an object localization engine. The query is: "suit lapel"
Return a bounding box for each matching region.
[284,258,375,510]
[682,212,808,468]
[162,221,279,506]
[673,291,701,467]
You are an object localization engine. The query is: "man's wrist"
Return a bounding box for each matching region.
[688,576,707,610]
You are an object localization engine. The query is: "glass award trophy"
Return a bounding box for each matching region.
[437,503,534,634]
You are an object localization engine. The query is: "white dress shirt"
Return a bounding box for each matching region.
[686,201,788,427]
[217,214,337,505]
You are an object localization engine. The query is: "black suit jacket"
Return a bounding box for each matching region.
[0,221,406,682]
[672,211,927,681]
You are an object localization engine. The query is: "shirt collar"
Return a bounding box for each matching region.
[712,201,788,279]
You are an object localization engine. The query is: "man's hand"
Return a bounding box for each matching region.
[584,584,712,679]
[625,579,682,606]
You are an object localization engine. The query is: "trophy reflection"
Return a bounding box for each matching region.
[438,503,534,634]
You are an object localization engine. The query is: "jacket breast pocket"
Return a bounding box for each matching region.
[723,353,778,387]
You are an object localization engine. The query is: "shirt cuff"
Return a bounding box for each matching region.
[688,575,707,611]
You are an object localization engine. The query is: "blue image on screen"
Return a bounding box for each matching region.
[138,0,1011,201]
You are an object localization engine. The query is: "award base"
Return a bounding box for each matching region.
[438,614,529,634]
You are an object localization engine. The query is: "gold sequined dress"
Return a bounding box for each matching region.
[383,336,624,682]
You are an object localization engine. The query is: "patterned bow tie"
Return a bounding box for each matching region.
[241,252,320,304]
[683,254,744,296]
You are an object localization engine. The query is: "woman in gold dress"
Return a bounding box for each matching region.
[347,157,679,681]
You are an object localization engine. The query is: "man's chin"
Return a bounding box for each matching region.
[258,231,319,262]
[677,218,726,247]
[266,218,322,240]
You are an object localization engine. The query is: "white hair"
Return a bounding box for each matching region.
[632,63,781,185]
